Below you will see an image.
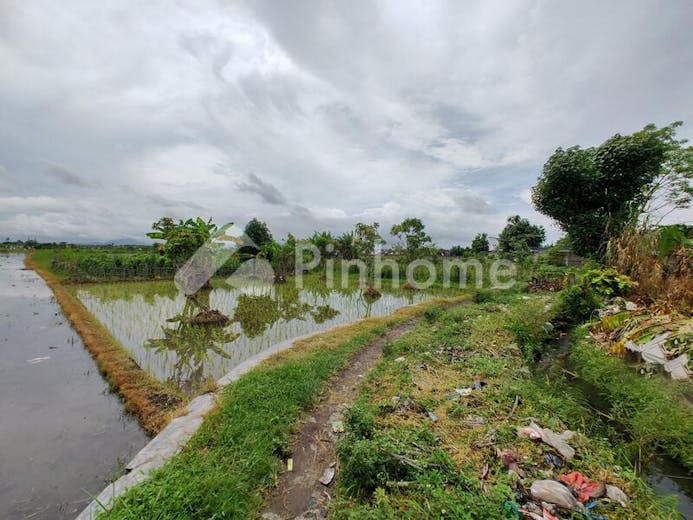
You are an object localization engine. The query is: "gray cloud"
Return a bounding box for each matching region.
[236,173,287,205]
[41,160,93,187]
[0,0,691,244]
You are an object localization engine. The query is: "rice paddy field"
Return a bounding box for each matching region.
[74,278,455,396]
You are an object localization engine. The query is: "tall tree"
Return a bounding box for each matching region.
[354,222,385,258]
[532,122,692,257]
[470,232,490,254]
[244,218,273,249]
[390,217,434,261]
[497,215,545,258]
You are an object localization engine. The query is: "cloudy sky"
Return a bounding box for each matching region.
[1,0,692,246]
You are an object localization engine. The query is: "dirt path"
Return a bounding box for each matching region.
[262,320,418,520]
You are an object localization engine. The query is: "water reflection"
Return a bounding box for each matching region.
[146,289,238,394]
[77,280,437,395]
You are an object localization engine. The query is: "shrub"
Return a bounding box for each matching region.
[584,268,637,298]
[553,285,601,327]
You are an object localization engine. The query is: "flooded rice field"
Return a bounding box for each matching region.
[76,279,440,395]
[0,254,147,519]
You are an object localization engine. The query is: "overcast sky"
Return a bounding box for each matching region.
[1,0,692,246]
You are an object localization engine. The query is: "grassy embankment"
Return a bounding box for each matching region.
[568,330,693,471]
[25,251,185,435]
[97,296,468,519]
[331,293,682,519]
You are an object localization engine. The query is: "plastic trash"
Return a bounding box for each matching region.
[559,472,605,502]
[518,421,575,460]
[606,484,628,507]
[530,480,580,511]
[664,354,691,380]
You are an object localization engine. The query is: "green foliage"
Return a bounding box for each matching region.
[585,268,637,298]
[655,224,693,258]
[470,232,490,254]
[147,217,217,267]
[506,297,554,362]
[532,122,691,258]
[45,248,177,281]
[553,284,601,327]
[390,218,435,261]
[310,230,337,257]
[497,215,545,258]
[336,231,358,260]
[354,222,385,258]
[569,337,693,470]
[449,245,467,257]
[244,218,273,250]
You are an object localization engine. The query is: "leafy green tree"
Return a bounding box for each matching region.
[354,222,385,258]
[310,231,337,257]
[470,233,490,254]
[532,122,692,257]
[497,215,545,258]
[244,218,273,250]
[336,231,357,260]
[449,245,467,257]
[390,217,434,261]
[147,217,217,267]
[260,235,296,283]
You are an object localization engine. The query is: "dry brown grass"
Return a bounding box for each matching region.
[609,227,693,313]
[25,252,185,435]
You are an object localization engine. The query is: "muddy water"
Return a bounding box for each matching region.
[0,254,147,519]
[76,280,440,395]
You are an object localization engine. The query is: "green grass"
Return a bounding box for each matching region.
[568,331,693,471]
[332,297,681,519]
[98,299,465,519]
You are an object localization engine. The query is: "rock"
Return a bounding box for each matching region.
[319,466,335,486]
[530,480,580,511]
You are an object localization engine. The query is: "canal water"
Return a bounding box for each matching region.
[0,254,147,519]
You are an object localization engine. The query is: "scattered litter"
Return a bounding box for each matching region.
[606,484,628,507]
[530,480,580,512]
[472,380,487,391]
[518,421,575,460]
[395,357,406,363]
[664,354,691,380]
[287,458,293,472]
[625,333,669,365]
[319,466,335,486]
[543,453,563,469]
[496,448,525,478]
[331,421,344,433]
[455,387,473,396]
[464,415,486,427]
[625,301,638,311]
[559,472,605,503]
[427,412,439,423]
[26,356,50,364]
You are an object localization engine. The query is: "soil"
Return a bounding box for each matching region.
[190,309,229,325]
[262,320,417,520]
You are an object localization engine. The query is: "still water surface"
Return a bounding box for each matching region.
[0,254,147,519]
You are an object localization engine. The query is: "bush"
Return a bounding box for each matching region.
[553,285,601,327]
[584,268,636,298]
[506,298,554,362]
